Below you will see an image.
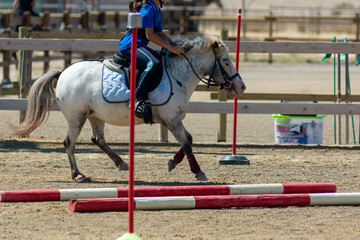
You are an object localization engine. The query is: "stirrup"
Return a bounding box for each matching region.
[135,99,146,118]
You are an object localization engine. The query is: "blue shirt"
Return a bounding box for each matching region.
[118,0,163,51]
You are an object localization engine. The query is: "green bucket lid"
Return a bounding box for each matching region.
[272,114,326,119]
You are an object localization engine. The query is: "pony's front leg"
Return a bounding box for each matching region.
[168,128,192,172]
[167,120,208,181]
[168,148,185,172]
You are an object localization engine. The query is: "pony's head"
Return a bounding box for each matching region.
[173,35,246,97]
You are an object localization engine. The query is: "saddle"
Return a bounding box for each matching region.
[103,53,140,89]
[104,51,163,91]
[102,51,166,124]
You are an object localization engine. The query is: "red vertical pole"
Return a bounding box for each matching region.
[232,9,242,155]
[219,9,248,165]
[128,28,137,234]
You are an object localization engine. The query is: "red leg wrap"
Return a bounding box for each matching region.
[188,155,201,174]
[173,148,185,163]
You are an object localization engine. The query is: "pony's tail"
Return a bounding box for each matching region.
[13,69,61,137]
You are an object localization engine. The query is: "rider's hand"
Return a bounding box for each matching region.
[170,46,185,57]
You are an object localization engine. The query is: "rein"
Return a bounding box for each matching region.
[182,54,218,88]
[165,51,183,87]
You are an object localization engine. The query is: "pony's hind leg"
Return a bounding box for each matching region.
[64,114,88,182]
[168,127,192,172]
[89,118,129,171]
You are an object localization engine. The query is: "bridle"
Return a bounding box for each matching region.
[181,43,241,90]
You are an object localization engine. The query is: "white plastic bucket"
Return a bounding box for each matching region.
[272,114,325,144]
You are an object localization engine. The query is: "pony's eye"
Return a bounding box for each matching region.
[223,58,231,65]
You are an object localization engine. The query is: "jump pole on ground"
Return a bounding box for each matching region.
[69,192,360,212]
[220,9,249,165]
[117,12,143,240]
[0,183,336,202]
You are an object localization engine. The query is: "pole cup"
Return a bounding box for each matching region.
[219,9,249,165]
[117,12,144,240]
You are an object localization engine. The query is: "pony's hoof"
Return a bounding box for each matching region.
[195,171,208,181]
[74,175,90,183]
[119,162,129,171]
[168,159,178,172]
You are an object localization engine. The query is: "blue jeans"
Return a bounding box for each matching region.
[121,46,162,100]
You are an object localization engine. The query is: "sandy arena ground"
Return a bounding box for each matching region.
[1,61,360,239]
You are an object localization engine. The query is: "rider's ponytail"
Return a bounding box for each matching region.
[129,0,149,12]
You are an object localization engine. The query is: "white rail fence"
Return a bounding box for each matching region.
[1,39,360,53]
[1,39,360,141]
[2,98,360,115]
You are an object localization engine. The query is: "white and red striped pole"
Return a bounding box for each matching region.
[119,12,142,240]
[219,9,249,165]
[0,183,336,202]
[69,192,360,212]
[233,8,241,154]
[128,22,136,236]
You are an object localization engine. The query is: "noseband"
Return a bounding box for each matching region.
[182,45,241,90]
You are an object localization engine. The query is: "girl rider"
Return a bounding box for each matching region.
[119,0,185,119]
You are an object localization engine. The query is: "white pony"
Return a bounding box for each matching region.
[14,35,246,182]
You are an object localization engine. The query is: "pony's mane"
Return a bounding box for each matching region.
[172,35,228,56]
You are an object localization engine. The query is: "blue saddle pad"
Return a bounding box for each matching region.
[102,65,172,106]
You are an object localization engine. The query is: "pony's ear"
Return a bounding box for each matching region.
[212,41,219,49]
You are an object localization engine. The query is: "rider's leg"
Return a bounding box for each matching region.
[121,47,162,118]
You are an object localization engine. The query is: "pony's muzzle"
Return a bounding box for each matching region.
[224,78,246,97]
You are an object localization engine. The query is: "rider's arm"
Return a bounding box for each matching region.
[157,31,173,44]
[145,27,184,56]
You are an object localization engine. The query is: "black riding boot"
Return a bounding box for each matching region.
[135,99,147,119]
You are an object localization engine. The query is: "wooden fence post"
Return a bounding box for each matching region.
[63,10,71,32]
[81,11,90,60]
[22,11,31,27]
[98,11,106,33]
[81,11,90,33]
[64,51,72,68]
[1,50,11,84]
[1,13,11,84]
[42,11,50,73]
[42,11,50,31]
[18,27,29,126]
[43,51,50,73]
[158,125,168,142]
[354,14,360,42]
[316,7,321,35]
[114,12,120,31]
[62,11,72,68]
[217,29,229,142]
[180,8,189,35]
[265,12,276,63]
[168,10,176,34]
[345,53,350,144]
[337,53,342,144]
